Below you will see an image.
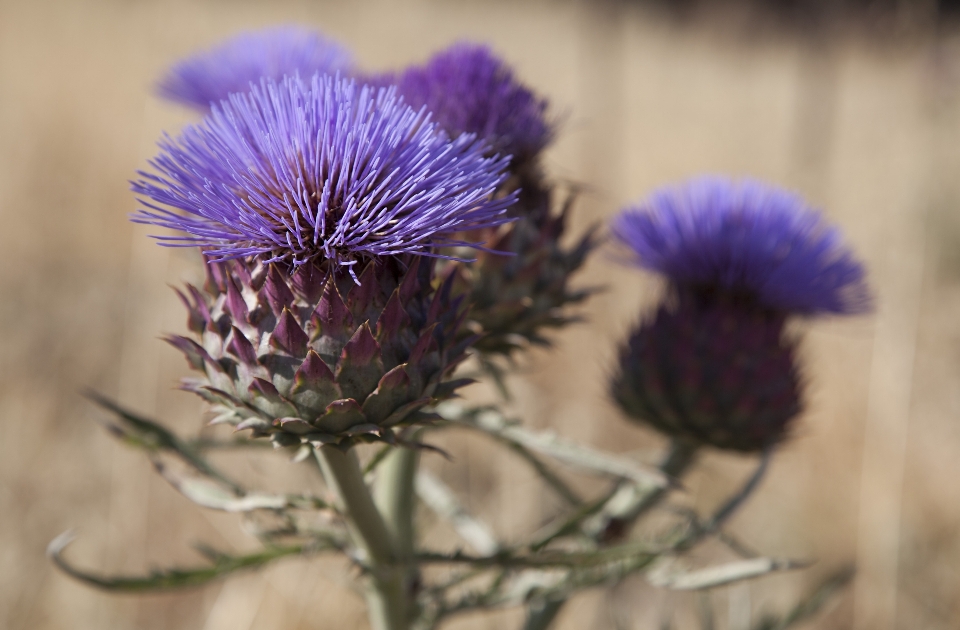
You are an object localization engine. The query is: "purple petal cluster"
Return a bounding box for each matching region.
[612,177,870,315]
[132,75,516,273]
[157,26,354,110]
[383,43,552,163]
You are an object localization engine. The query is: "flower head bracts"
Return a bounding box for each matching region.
[157,26,354,110]
[612,288,802,452]
[611,177,870,315]
[133,75,516,275]
[390,43,553,164]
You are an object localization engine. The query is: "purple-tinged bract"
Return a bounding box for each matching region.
[611,177,870,315]
[390,43,552,164]
[612,288,802,452]
[157,26,354,110]
[133,75,515,274]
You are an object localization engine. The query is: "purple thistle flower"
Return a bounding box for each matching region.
[611,177,870,315]
[156,26,354,110]
[385,43,552,164]
[132,74,516,275]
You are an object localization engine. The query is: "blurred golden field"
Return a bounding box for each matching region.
[2,0,960,628]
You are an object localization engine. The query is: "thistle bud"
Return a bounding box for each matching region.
[171,257,471,448]
[612,290,801,452]
[462,190,596,355]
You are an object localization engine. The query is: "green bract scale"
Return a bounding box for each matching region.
[462,182,596,356]
[170,257,473,449]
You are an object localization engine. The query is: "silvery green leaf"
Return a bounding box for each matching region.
[86,391,241,493]
[647,556,805,591]
[48,531,307,592]
[153,462,327,512]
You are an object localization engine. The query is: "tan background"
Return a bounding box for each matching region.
[2,0,960,628]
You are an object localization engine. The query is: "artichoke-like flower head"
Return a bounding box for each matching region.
[384,43,553,168]
[133,75,517,447]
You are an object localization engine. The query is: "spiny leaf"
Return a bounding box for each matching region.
[164,335,214,372]
[224,274,249,323]
[48,531,310,592]
[313,281,353,337]
[84,391,239,492]
[153,462,330,512]
[336,323,383,401]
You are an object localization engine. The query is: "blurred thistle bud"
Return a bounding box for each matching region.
[462,189,597,356]
[373,42,553,179]
[132,75,516,447]
[612,289,801,452]
[610,177,871,451]
[156,25,355,111]
[368,43,594,357]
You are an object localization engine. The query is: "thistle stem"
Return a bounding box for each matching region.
[523,598,565,630]
[525,438,699,630]
[313,446,408,630]
[633,437,700,518]
[375,442,420,560]
[697,447,772,538]
[375,442,421,624]
[584,437,699,541]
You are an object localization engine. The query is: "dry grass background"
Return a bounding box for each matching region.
[2,0,960,628]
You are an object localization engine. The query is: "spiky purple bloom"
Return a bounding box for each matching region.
[133,75,516,275]
[611,177,870,315]
[156,26,354,110]
[386,43,552,164]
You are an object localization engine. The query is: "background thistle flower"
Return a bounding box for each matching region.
[382,42,553,171]
[133,74,515,276]
[368,43,594,359]
[134,74,515,445]
[611,177,870,451]
[157,25,355,110]
[611,176,870,315]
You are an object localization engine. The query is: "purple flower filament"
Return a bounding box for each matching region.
[133,75,516,277]
[611,177,870,315]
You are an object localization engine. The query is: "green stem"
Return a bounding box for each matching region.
[585,438,699,541]
[375,444,419,560]
[523,438,699,630]
[523,599,565,630]
[375,442,421,622]
[629,438,699,519]
[313,446,408,630]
